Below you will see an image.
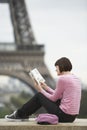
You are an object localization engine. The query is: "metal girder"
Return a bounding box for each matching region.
[0,0,9,3]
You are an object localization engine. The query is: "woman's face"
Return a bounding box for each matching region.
[55,66,61,75]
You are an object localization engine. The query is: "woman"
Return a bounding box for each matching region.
[5,57,81,122]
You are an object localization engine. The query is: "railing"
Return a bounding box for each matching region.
[0,43,44,52]
[0,43,16,51]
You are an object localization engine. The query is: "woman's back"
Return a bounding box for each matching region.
[59,74,81,115]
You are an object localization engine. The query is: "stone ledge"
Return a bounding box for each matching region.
[0,118,87,130]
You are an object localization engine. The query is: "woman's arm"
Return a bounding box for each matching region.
[40,78,64,101]
[32,80,55,94]
[40,82,55,94]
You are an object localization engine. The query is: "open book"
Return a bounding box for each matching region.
[29,68,45,84]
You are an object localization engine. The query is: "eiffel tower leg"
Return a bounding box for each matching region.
[9,0,36,47]
[0,0,55,92]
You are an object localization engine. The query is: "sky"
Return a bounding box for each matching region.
[0,0,87,85]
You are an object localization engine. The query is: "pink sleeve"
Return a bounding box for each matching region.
[46,86,55,94]
[41,78,65,101]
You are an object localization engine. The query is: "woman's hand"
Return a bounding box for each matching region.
[39,82,48,90]
[32,78,48,92]
[33,79,42,92]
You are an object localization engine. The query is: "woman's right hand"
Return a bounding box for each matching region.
[40,82,48,90]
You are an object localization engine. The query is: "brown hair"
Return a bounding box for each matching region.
[55,57,72,72]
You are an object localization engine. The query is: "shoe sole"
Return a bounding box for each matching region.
[5,115,29,122]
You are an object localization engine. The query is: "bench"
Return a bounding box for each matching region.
[0,118,87,130]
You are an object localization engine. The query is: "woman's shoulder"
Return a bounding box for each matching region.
[58,74,80,82]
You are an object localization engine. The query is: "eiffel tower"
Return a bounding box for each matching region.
[0,0,55,93]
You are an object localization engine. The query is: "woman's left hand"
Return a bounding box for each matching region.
[33,79,42,92]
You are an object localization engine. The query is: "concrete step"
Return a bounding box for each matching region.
[0,118,87,130]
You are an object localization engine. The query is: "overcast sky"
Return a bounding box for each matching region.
[0,0,87,85]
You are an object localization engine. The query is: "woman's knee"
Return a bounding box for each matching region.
[35,92,47,101]
[37,92,44,97]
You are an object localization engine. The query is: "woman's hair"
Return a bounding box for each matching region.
[54,57,72,72]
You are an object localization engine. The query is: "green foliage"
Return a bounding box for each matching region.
[0,106,11,118]
[10,91,32,108]
[20,91,31,99]
[0,91,32,118]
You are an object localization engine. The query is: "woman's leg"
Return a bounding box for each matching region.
[17,92,60,118]
[17,92,77,122]
[5,92,77,122]
[57,108,77,122]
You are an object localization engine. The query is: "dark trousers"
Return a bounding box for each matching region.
[17,92,77,122]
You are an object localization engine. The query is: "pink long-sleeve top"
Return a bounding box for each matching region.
[41,74,81,115]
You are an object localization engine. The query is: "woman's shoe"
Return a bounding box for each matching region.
[5,111,29,121]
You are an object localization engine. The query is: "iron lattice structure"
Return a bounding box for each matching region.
[0,0,55,92]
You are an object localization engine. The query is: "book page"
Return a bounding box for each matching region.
[29,68,45,84]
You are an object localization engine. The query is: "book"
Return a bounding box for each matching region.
[29,68,45,84]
